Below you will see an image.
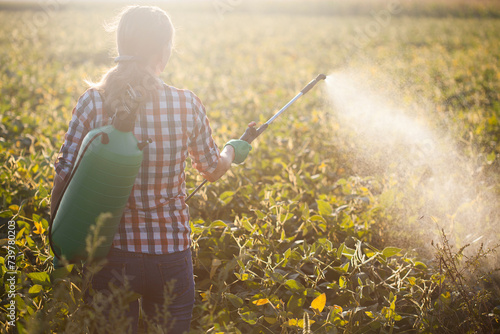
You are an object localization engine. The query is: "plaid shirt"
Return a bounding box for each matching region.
[55,83,220,254]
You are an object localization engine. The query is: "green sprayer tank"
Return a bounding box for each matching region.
[50,94,146,268]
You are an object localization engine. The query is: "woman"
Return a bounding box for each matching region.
[51,5,252,333]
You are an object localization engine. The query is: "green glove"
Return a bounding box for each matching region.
[224,139,252,164]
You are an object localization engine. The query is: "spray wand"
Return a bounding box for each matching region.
[186,73,326,202]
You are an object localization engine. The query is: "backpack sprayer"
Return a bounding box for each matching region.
[49,86,150,268]
[186,73,326,201]
[49,74,326,267]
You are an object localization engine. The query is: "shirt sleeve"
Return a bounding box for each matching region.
[187,93,220,175]
[54,90,96,180]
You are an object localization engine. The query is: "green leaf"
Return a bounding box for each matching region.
[225,293,244,308]
[27,272,51,286]
[28,284,43,294]
[25,235,36,249]
[333,262,350,273]
[285,279,305,292]
[51,264,74,281]
[364,248,376,258]
[219,191,234,204]
[0,210,13,218]
[287,294,306,312]
[317,200,333,216]
[342,246,355,259]
[240,217,254,232]
[38,183,49,198]
[267,271,286,284]
[317,238,333,252]
[382,247,402,258]
[302,202,310,221]
[309,215,326,223]
[254,210,266,219]
[32,213,41,223]
[235,272,250,281]
[414,261,427,269]
[337,243,345,259]
[284,248,292,260]
[336,178,347,185]
[40,217,49,230]
[209,220,228,229]
[239,306,258,325]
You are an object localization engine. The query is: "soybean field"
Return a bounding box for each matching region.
[1,1,500,333]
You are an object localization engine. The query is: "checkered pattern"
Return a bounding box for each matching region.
[55,84,220,254]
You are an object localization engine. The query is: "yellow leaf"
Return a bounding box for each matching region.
[339,276,346,288]
[365,311,375,318]
[252,298,269,306]
[33,220,46,235]
[310,293,326,313]
[288,318,316,327]
[364,249,376,258]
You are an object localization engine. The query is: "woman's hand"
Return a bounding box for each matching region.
[202,121,255,182]
[223,139,252,164]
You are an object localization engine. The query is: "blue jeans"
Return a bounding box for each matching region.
[86,247,195,334]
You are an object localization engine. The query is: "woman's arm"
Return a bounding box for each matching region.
[50,173,67,218]
[199,121,255,182]
[201,145,235,183]
[188,94,253,183]
[51,90,95,218]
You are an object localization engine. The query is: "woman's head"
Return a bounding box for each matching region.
[90,6,175,115]
[115,6,174,73]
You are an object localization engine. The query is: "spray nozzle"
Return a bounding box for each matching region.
[300,73,327,95]
[316,74,327,81]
